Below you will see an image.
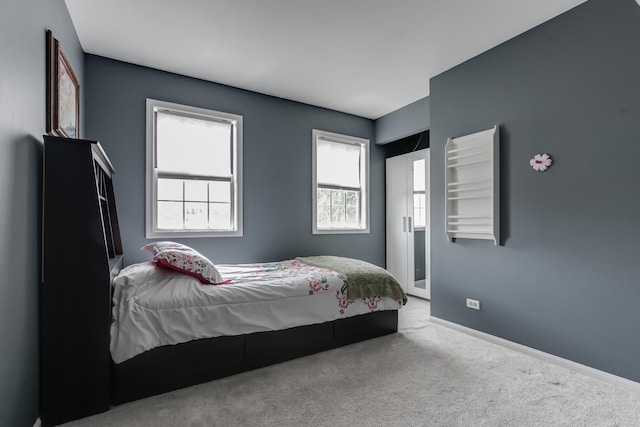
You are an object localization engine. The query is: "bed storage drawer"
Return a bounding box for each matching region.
[334,310,398,346]
[112,335,245,404]
[245,322,334,369]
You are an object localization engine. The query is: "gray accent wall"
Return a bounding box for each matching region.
[430,0,640,381]
[0,1,84,425]
[375,96,430,144]
[84,55,384,267]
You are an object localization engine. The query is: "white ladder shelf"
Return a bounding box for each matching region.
[445,126,500,245]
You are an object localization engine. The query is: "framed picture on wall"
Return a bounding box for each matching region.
[46,30,80,138]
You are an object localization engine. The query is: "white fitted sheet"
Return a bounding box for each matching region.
[111,260,403,363]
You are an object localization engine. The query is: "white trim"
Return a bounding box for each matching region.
[430,316,640,394]
[312,129,370,234]
[145,98,243,238]
[33,418,41,427]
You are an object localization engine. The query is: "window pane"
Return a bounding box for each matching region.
[317,206,331,228]
[317,139,361,188]
[413,159,425,192]
[157,178,183,201]
[156,111,231,177]
[345,206,359,227]
[209,181,231,203]
[317,189,362,229]
[209,203,231,230]
[157,201,183,229]
[331,206,345,227]
[317,188,331,207]
[184,202,208,229]
[345,191,358,206]
[331,190,345,206]
[184,180,208,202]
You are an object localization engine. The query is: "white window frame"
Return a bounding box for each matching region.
[312,129,370,234]
[145,98,243,238]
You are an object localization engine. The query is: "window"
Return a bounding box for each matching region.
[413,158,426,229]
[146,99,242,238]
[312,129,369,234]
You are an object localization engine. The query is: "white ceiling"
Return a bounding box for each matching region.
[65,0,588,119]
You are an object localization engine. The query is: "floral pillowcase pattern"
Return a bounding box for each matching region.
[141,241,227,285]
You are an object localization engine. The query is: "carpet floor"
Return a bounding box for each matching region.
[63,297,640,426]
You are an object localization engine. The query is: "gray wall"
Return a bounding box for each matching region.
[84,56,385,267]
[430,0,640,381]
[375,96,430,144]
[0,1,84,425]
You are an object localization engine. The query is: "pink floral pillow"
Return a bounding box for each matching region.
[141,241,193,256]
[141,241,227,285]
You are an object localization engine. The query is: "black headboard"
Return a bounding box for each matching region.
[40,135,122,426]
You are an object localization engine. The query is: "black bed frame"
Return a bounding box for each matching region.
[113,310,398,404]
[40,135,398,426]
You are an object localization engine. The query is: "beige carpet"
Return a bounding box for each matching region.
[63,298,640,426]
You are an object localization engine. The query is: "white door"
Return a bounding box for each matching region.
[386,150,430,299]
[386,155,409,289]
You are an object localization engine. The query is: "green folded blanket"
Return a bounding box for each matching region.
[296,256,407,304]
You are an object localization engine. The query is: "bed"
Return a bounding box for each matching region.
[110,243,407,403]
[40,136,406,426]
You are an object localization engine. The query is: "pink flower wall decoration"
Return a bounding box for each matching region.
[530,153,552,171]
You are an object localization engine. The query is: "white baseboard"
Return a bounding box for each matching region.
[33,418,41,427]
[430,316,640,394]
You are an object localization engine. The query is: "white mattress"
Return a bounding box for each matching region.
[110,260,403,363]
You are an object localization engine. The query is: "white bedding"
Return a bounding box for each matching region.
[111,259,403,363]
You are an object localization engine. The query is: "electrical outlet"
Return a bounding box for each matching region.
[466,298,480,310]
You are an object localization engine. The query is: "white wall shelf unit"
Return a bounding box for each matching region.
[445,126,500,245]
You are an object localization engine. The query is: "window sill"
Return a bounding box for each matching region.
[146,229,243,238]
[312,228,370,235]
